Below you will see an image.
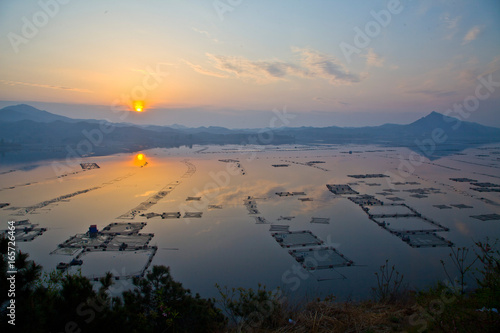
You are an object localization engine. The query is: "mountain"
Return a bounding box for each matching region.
[0,105,293,163]
[405,111,500,140]
[278,111,500,144]
[0,104,75,123]
[1,104,500,162]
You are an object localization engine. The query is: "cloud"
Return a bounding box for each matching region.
[406,88,457,98]
[456,57,480,83]
[457,68,480,83]
[293,47,360,84]
[362,48,384,67]
[0,80,92,93]
[192,27,220,43]
[206,53,295,83]
[183,60,228,78]
[481,55,500,76]
[313,96,350,106]
[186,48,361,85]
[440,13,461,40]
[441,13,460,30]
[462,26,481,45]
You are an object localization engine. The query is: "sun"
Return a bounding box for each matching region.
[133,153,148,167]
[133,101,144,112]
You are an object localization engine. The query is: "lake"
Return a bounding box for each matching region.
[1,143,499,301]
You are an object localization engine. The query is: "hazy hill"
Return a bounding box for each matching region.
[0,104,75,123]
[279,111,500,143]
[1,104,500,162]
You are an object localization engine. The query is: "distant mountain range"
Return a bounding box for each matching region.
[1,104,500,162]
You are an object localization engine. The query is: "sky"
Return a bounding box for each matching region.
[0,0,499,128]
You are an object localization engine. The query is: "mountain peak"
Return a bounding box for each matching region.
[409,111,457,127]
[2,104,42,113]
[0,104,73,123]
[428,110,442,117]
[422,111,447,120]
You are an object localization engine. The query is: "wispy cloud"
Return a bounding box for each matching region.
[294,47,360,84]
[192,27,220,43]
[362,48,384,67]
[406,88,457,98]
[183,60,228,78]
[457,57,480,83]
[399,55,483,100]
[440,13,461,40]
[313,96,349,106]
[462,26,482,45]
[206,53,295,83]
[186,48,361,85]
[442,13,460,30]
[0,80,92,93]
[481,55,500,77]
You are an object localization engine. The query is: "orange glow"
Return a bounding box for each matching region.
[133,101,144,112]
[133,153,148,167]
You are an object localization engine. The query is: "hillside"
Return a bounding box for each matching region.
[1,104,500,162]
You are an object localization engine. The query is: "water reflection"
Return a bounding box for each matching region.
[133,153,148,167]
[2,144,500,302]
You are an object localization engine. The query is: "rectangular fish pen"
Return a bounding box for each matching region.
[289,247,354,270]
[272,230,323,248]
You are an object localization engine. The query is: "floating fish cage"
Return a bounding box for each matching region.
[272,230,323,248]
[162,212,182,219]
[289,247,354,270]
[470,214,500,221]
[310,217,330,224]
[101,222,147,235]
[80,163,100,170]
[183,212,203,218]
[326,184,358,195]
[255,216,270,224]
[372,215,449,233]
[348,195,383,206]
[59,233,109,249]
[398,232,453,248]
[107,233,154,251]
[269,225,290,232]
[366,203,419,218]
[117,181,180,219]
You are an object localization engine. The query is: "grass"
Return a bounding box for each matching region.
[220,290,498,333]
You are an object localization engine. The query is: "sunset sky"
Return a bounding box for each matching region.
[0,0,499,128]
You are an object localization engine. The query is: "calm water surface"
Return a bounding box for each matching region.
[1,144,499,301]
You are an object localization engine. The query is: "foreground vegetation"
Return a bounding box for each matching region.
[1,237,498,332]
